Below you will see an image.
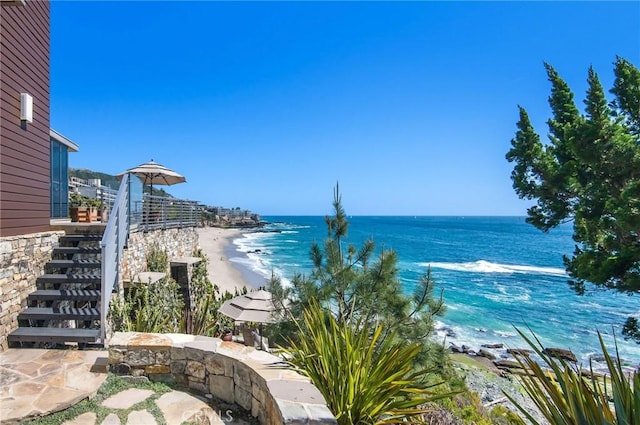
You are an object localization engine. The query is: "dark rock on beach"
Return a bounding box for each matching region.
[449,343,474,354]
[442,327,457,338]
[449,343,464,353]
[478,349,497,360]
[507,348,532,356]
[481,343,504,349]
[494,359,524,370]
[543,347,577,362]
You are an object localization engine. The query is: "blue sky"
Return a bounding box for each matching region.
[51,1,640,216]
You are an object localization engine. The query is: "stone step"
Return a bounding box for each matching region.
[46,259,102,269]
[59,234,103,243]
[37,273,101,285]
[7,327,100,344]
[53,246,101,256]
[29,289,101,302]
[19,307,100,321]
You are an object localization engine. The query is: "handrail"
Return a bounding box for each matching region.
[100,173,130,344]
[131,194,199,232]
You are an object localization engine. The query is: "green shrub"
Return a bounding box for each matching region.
[183,249,234,336]
[506,329,640,425]
[283,301,455,425]
[110,277,184,333]
[110,247,235,337]
[146,244,168,273]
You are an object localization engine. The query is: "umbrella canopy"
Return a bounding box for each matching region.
[117,160,186,188]
[218,290,285,324]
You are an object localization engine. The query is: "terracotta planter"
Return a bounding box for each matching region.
[70,207,98,223]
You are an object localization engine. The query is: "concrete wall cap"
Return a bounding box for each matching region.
[183,338,220,353]
[164,333,199,346]
[269,380,327,405]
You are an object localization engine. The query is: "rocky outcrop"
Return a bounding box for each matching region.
[507,348,532,356]
[543,347,577,362]
[493,360,524,370]
[481,343,504,349]
[478,349,496,360]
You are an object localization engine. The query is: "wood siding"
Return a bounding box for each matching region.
[0,1,50,237]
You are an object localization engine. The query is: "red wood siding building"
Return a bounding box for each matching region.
[0,0,51,237]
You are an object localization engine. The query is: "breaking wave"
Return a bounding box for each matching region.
[422,260,567,276]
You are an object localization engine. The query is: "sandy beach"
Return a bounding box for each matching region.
[196,227,251,295]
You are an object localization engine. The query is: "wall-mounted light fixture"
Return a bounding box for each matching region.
[0,0,27,6]
[20,93,33,123]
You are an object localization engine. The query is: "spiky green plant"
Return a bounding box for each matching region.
[146,244,169,273]
[182,249,235,336]
[506,328,639,425]
[283,301,454,425]
[109,277,184,333]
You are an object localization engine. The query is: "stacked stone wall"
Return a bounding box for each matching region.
[0,231,64,351]
[120,227,198,287]
[108,332,336,425]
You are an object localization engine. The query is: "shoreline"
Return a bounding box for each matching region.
[196,226,263,296]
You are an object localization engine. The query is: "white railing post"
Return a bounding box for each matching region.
[100,173,129,345]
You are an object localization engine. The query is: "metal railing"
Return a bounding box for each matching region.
[100,173,129,344]
[72,179,118,212]
[130,194,199,232]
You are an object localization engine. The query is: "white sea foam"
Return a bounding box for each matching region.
[423,260,567,277]
[493,330,517,338]
[484,285,531,303]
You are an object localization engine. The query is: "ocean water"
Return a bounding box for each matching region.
[227,216,640,368]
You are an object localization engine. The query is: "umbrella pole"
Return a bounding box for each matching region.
[259,323,263,350]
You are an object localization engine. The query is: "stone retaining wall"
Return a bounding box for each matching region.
[108,332,336,424]
[0,231,64,351]
[120,227,198,289]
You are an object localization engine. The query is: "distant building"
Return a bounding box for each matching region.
[68,175,117,209]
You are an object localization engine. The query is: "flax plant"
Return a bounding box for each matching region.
[506,328,639,425]
[283,301,453,425]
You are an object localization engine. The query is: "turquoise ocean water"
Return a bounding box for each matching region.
[226,216,640,368]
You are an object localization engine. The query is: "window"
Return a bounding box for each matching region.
[50,139,69,218]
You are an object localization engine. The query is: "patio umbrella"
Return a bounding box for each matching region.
[218,290,287,349]
[117,159,186,194]
[218,290,284,324]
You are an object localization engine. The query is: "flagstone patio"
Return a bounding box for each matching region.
[0,348,108,423]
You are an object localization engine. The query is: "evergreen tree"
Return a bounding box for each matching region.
[506,58,640,340]
[271,184,447,367]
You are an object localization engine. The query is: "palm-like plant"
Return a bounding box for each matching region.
[506,328,639,425]
[283,301,454,425]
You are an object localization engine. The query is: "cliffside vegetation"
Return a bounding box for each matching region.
[271,184,448,370]
[268,186,532,424]
[505,57,640,341]
[109,245,236,336]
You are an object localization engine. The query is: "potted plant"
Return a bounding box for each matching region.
[221,329,233,342]
[69,193,100,223]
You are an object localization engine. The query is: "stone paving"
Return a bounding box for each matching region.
[0,348,251,424]
[57,386,242,424]
[0,348,108,423]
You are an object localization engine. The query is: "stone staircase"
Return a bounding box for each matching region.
[8,233,104,347]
